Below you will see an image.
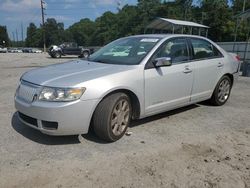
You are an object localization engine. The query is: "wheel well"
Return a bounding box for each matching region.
[106,89,141,120]
[94,89,141,120]
[88,89,141,133]
[224,73,234,86]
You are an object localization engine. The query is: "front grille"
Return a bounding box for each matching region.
[18,112,38,127]
[18,82,38,103]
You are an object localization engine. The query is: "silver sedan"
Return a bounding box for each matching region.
[15,34,241,142]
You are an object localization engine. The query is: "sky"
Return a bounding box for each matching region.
[0,0,138,41]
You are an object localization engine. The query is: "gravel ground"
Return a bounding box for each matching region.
[0,53,249,188]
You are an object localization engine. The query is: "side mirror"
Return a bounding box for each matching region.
[153,57,172,67]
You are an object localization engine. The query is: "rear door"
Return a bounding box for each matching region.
[144,38,194,115]
[188,38,225,102]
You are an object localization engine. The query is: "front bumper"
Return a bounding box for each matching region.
[15,96,98,135]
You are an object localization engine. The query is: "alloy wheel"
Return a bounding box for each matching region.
[111,99,130,136]
[217,79,231,103]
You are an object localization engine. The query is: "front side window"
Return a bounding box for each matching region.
[152,38,190,65]
[190,38,222,59]
[88,37,160,65]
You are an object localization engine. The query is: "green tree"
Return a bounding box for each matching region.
[232,0,250,14]
[232,0,250,41]
[44,18,65,46]
[25,0,243,46]
[93,12,119,45]
[67,18,96,46]
[136,0,162,33]
[26,23,38,47]
[176,0,193,20]
[201,0,234,41]
[116,5,140,37]
[0,25,10,46]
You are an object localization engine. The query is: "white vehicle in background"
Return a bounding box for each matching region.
[0,45,7,53]
[8,48,23,53]
[32,48,43,53]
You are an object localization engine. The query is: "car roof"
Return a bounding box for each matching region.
[127,34,208,40]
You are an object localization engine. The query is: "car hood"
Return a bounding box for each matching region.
[21,60,136,87]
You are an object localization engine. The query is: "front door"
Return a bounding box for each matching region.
[144,38,194,116]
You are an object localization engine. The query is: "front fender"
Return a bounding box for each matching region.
[79,67,145,116]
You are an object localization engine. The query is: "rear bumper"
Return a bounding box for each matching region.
[233,71,240,82]
[232,61,241,82]
[15,96,98,135]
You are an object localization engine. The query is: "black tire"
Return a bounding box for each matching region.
[92,93,132,142]
[80,51,89,58]
[210,75,232,106]
[54,52,61,58]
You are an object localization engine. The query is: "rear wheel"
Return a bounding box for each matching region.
[210,75,232,106]
[92,93,131,142]
[80,51,89,58]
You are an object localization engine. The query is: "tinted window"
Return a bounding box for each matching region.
[190,38,223,59]
[213,45,223,57]
[154,38,189,64]
[190,38,214,59]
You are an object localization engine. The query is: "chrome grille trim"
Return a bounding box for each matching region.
[17,81,40,103]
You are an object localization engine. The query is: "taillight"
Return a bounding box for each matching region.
[235,55,241,61]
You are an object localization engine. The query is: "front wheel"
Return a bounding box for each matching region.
[210,75,232,106]
[92,93,131,142]
[54,52,61,58]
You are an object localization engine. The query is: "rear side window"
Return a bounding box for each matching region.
[190,38,222,60]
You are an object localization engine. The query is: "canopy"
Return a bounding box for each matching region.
[145,17,209,36]
[147,18,209,30]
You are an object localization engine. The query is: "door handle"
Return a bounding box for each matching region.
[183,67,192,74]
[217,62,224,67]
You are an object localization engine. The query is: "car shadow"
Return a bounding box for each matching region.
[198,100,217,107]
[130,104,199,127]
[11,112,80,145]
[81,129,111,144]
[46,56,80,59]
[12,104,200,145]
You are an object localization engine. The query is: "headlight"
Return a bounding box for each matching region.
[39,87,86,102]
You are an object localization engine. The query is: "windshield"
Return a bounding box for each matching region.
[88,37,161,65]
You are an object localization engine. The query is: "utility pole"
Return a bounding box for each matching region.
[16,29,18,46]
[21,22,24,44]
[40,0,46,52]
[243,0,246,12]
[12,32,15,46]
[117,0,122,11]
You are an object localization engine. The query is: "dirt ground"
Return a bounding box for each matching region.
[0,53,249,188]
